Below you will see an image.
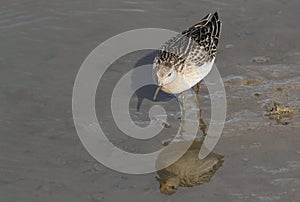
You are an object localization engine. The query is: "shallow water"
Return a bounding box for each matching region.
[223,64,300,127]
[0,0,300,201]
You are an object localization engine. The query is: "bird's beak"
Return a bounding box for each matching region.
[153,86,162,101]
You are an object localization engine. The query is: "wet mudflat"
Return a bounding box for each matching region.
[0,0,300,201]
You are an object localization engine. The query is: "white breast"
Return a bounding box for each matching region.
[161,59,215,94]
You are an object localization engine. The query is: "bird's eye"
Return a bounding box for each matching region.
[169,185,176,190]
[167,72,172,77]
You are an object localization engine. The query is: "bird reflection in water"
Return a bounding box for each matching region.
[156,138,224,195]
[155,100,224,195]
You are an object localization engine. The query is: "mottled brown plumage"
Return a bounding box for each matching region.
[153,12,222,97]
[154,12,221,71]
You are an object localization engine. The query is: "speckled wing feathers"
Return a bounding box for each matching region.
[154,12,221,72]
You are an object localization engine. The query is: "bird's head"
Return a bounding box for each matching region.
[155,62,177,86]
[153,62,177,100]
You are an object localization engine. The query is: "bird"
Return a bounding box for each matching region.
[153,12,221,100]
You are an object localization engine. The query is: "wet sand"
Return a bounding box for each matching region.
[1,0,300,201]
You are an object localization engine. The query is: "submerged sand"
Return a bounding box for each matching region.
[0,0,299,201]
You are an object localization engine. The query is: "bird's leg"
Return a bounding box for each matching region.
[180,92,185,111]
[195,81,201,95]
[194,83,207,138]
[195,81,202,100]
[178,92,185,139]
[199,109,208,137]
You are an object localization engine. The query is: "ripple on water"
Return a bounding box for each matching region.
[0,2,58,31]
[271,178,300,186]
[225,64,300,127]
